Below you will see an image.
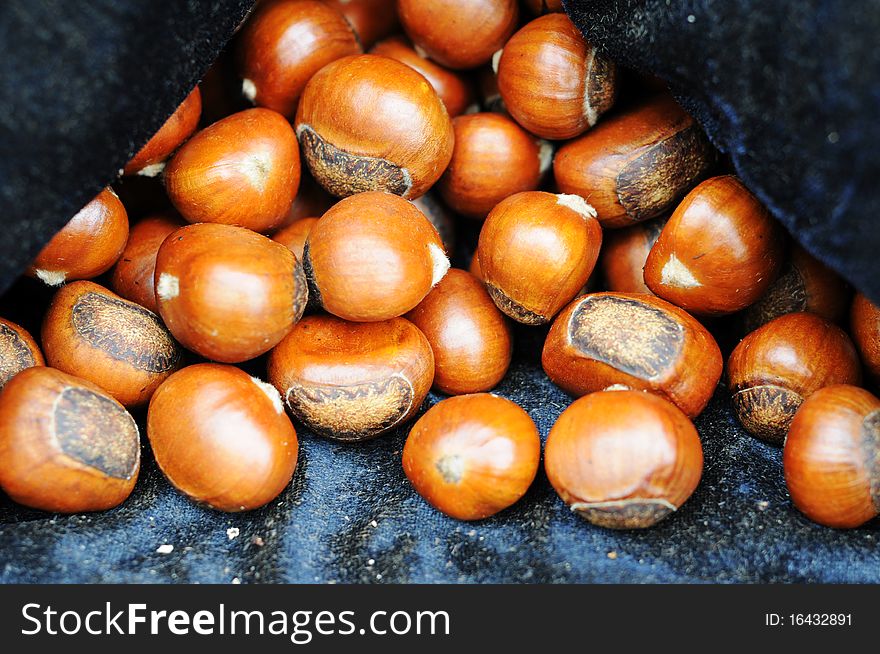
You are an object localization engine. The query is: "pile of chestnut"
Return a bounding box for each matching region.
[1,0,878,533]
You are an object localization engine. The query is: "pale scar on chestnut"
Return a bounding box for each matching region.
[570,498,677,529]
[53,387,139,479]
[568,295,684,379]
[486,282,547,325]
[0,324,35,388]
[71,292,180,373]
[732,384,802,445]
[861,409,880,509]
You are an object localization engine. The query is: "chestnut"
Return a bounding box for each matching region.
[476,191,602,325]
[544,390,703,529]
[295,54,454,199]
[164,108,300,233]
[406,269,512,395]
[41,281,183,408]
[325,0,399,49]
[784,385,880,528]
[267,315,434,441]
[371,36,475,117]
[542,292,723,418]
[147,364,298,512]
[554,94,716,228]
[29,187,129,287]
[0,318,44,389]
[412,192,457,254]
[742,244,850,333]
[0,367,140,513]
[397,0,518,70]
[644,176,786,316]
[599,216,667,295]
[110,212,184,313]
[236,0,361,118]
[123,87,202,177]
[468,251,484,281]
[727,312,862,444]
[402,393,540,520]
[496,14,617,140]
[155,223,308,363]
[849,292,880,385]
[272,216,319,262]
[437,113,551,219]
[303,191,449,321]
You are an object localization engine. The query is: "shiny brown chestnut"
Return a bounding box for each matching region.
[123,87,202,177]
[545,390,703,529]
[554,94,715,228]
[542,292,723,418]
[497,13,617,140]
[110,212,184,313]
[849,293,880,385]
[742,244,850,333]
[237,0,361,117]
[727,312,862,444]
[438,113,551,219]
[644,176,786,316]
[402,393,540,520]
[155,223,308,363]
[147,364,298,512]
[0,367,140,513]
[325,0,399,49]
[397,0,518,70]
[295,54,454,199]
[0,318,44,389]
[303,191,448,321]
[164,108,300,233]
[267,315,434,441]
[29,188,129,287]
[371,36,475,117]
[599,216,667,295]
[406,269,512,395]
[477,191,602,324]
[784,385,880,528]
[41,281,183,408]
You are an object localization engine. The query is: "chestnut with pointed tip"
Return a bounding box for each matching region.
[325,0,399,49]
[742,244,851,333]
[545,390,703,529]
[295,54,454,199]
[0,367,140,513]
[497,14,617,140]
[303,191,449,321]
[155,223,308,363]
[727,312,862,444]
[644,176,786,316]
[849,293,880,385]
[164,108,300,233]
[123,87,202,177]
[41,281,183,408]
[477,191,602,325]
[267,315,434,441]
[402,393,540,520]
[371,36,474,117]
[784,384,880,528]
[111,212,184,313]
[542,292,723,418]
[29,188,129,287]
[147,364,298,512]
[0,318,44,389]
[406,269,512,395]
[600,216,667,295]
[554,94,715,228]
[236,0,361,118]
[438,113,550,219]
[397,0,518,70]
